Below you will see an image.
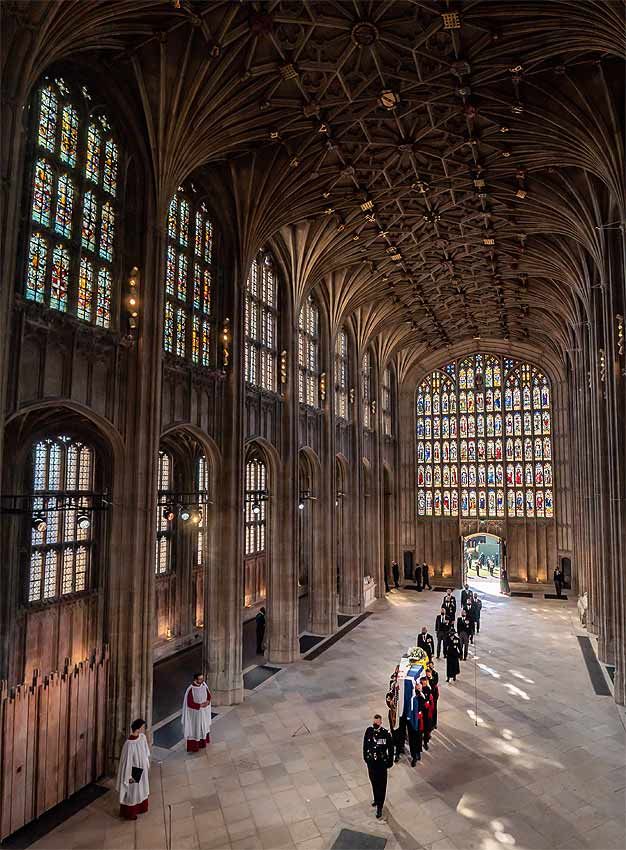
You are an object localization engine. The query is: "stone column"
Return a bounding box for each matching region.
[267,306,299,664]
[205,262,244,705]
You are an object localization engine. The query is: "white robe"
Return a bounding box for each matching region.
[117,734,150,806]
[181,683,212,741]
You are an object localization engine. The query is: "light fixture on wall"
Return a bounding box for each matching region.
[163,506,175,522]
[221,318,231,368]
[320,372,327,402]
[77,513,91,531]
[179,506,192,522]
[280,350,288,386]
[32,515,47,533]
[190,507,202,525]
[616,314,624,357]
[251,502,261,515]
[126,266,140,341]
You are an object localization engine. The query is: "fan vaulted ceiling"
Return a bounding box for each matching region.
[2,0,625,368]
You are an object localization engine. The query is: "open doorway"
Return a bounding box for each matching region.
[463,532,503,588]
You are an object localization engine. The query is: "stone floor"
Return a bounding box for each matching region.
[31,584,625,850]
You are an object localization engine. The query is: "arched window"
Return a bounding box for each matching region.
[245,252,277,392]
[298,295,320,407]
[195,454,210,569]
[28,436,95,602]
[335,328,349,420]
[155,451,172,575]
[163,188,214,366]
[416,354,554,519]
[361,349,373,429]
[382,366,393,437]
[244,456,267,607]
[24,77,119,328]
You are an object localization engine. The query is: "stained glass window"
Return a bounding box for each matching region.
[155,451,173,576]
[195,455,210,568]
[23,78,119,328]
[163,190,214,367]
[28,436,94,603]
[335,328,349,420]
[298,295,320,407]
[245,252,277,392]
[416,355,554,519]
[382,366,394,437]
[244,456,267,607]
[362,349,373,429]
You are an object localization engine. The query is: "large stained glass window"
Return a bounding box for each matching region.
[28,436,94,602]
[382,366,393,437]
[244,456,267,607]
[163,189,214,366]
[24,78,119,328]
[298,295,320,407]
[195,454,210,569]
[335,328,349,420]
[245,252,277,392]
[155,451,173,575]
[416,355,553,519]
[361,349,373,429]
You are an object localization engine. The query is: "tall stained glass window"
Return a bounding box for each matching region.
[416,354,554,519]
[361,349,373,429]
[163,189,214,366]
[298,295,320,407]
[28,436,95,602]
[382,366,393,437]
[24,78,119,328]
[244,456,267,607]
[195,455,210,568]
[335,328,349,420]
[155,451,173,575]
[245,252,277,392]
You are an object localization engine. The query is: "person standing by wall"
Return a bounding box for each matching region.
[392,559,400,589]
[422,562,432,590]
[256,606,266,654]
[363,713,394,819]
[117,719,150,820]
[553,567,563,597]
[181,673,212,752]
[414,562,423,591]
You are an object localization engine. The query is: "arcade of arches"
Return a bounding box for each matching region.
[0,0,624,838]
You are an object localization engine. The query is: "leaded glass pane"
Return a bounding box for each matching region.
[417,356,554,519]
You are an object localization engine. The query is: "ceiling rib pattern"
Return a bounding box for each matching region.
[2,0,624,364]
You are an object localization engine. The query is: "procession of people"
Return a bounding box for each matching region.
[364,580,485,820]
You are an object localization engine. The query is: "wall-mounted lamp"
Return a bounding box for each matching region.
[370,399,376,415]
[221,318,231,368]
[349,387,355,404]
[616,314,624,357]
[280,350,288,385]
[320,371,327,402]
[126,266,140,341]
[599,348,606,383]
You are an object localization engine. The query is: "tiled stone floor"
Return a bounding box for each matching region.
[31,585,625,850]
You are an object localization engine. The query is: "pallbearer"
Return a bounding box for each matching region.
[419,676,434,750]
[182,672,212,752]
[426,662,440,730]
[117,718,150,820]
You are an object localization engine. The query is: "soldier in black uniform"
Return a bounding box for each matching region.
[363,714,394,819]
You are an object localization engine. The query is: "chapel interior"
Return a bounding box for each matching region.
[0,1,625,847]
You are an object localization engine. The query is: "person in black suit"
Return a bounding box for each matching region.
[553,567,563,597]
[461,583,471,608]
[435,608,450,658]
[417,626,435,660]
[442,589,456,620]
[472,595,482,633]
[392,559,400,589]
[457,612,470,660]
[422,562,432,590]
[414,562,423,591]
[446,630,461,682]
